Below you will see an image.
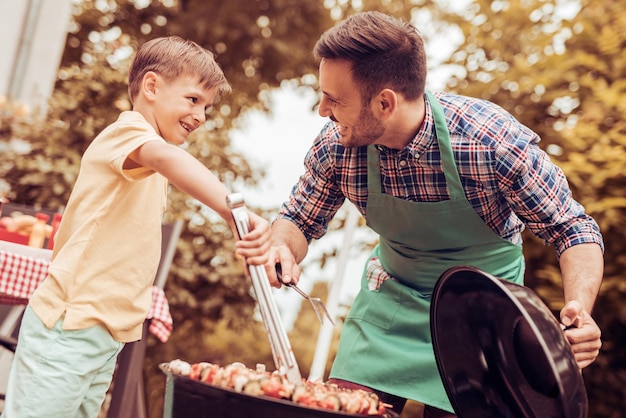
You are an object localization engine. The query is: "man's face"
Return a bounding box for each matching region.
[318,59,385,147]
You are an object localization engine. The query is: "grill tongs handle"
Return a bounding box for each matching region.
[227,193,302,384]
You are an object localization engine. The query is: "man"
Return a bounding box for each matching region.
[267,11,603,417]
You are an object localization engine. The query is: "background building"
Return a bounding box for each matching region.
[0,0,72,114]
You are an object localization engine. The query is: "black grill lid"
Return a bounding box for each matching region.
[430,266,587,418]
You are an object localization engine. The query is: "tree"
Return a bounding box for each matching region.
[1,0,622,416]
[1,1,337,416]
[433,0,625,415]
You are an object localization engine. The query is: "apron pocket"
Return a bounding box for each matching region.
[346,279,406,330]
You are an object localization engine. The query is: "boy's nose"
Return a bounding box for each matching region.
[194,111,206,125]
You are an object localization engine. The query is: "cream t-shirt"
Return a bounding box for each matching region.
[30,111,168,342]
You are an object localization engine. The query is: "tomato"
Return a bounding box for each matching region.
[296,392,318,408]
[318,395,341,411]
[200,364,219,384]
[261,378,284,399]
[189,362,207,380]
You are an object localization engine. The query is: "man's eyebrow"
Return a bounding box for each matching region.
[322,90,340,101]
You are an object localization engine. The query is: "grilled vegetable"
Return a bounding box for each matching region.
[166,359,388,416]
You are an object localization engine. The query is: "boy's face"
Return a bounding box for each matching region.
[150,73,217,145]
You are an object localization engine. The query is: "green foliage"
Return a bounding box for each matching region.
[435,0,626,415]
[2,0,624,416]
[0,1,335,416]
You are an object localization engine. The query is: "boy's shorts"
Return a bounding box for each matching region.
[1,305,124,418]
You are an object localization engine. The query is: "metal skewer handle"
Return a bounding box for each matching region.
[226,193,302,384]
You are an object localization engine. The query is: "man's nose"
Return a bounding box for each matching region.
[318,97,332,117]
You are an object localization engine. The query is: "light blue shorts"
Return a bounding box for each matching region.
[1,306,124,418]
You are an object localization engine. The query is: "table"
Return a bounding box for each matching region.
[0,238,177,418]
[0,208,184,417]
[0,240,173,342]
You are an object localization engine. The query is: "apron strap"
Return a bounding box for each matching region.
[425,91,465,201]
[367,145,382,193]
[367,92,466,201]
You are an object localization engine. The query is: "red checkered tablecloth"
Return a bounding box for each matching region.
[148,286,172,343]
[0,249,48,303]
[0,248,173,342]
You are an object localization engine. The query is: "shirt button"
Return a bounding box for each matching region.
[399,160,407,167]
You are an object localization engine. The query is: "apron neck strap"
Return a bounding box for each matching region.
[425,91,465,200]
[367,92,465,199]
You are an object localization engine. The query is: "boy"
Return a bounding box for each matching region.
[2,36,271,417]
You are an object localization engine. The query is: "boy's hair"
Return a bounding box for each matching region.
[314,11,427,103]
[128,36,231,104]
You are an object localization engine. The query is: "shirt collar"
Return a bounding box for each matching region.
[377,93,437,159]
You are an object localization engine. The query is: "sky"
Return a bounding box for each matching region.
[230,86,322,211]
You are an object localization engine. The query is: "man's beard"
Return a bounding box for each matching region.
[340,105,385,148]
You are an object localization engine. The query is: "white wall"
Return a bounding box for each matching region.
[0,0,73,115]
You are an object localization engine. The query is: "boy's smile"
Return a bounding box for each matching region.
[149,73,217,145]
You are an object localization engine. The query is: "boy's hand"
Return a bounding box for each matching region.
[234,210,271,266]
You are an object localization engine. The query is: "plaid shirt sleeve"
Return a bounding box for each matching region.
[277,93,604,258]
[277,123,352,242]
[457,97,604,256]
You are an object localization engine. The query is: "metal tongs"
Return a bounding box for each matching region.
[227,193,302,384]
[277,265,335,326]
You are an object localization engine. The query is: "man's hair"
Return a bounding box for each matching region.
[128,36,231,103]
[314,11,426,103]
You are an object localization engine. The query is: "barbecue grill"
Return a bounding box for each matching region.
[160,195,587,418]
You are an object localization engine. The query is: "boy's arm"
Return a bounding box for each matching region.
[127,140,271,264]
[128,140,231,220]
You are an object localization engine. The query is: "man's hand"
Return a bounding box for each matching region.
[265,246,302,288]
[264,219,309,288]
[560,300,602,369]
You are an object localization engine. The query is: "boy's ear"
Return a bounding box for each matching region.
[372,88,397,120]
[142,71,158,101]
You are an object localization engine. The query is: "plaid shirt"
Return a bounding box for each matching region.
[278,92,603,258]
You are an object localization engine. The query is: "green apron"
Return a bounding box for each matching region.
[329,91,525,413]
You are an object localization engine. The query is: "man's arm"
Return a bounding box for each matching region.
[266,218,310,287]
[559,242,603,314]
[558,242,603,368]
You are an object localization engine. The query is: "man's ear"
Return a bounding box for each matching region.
[142,71,159,101]
[373,88,397,120]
